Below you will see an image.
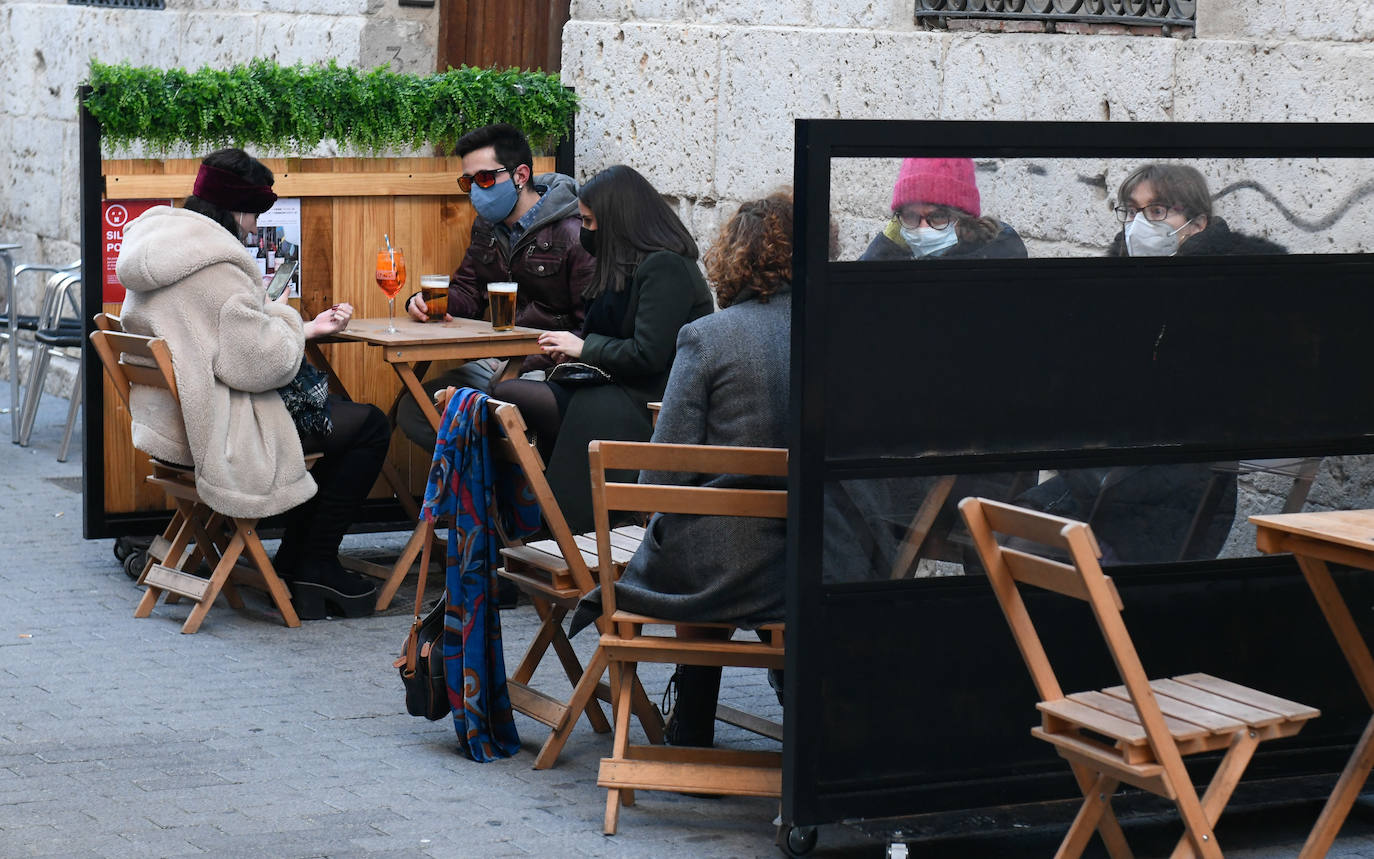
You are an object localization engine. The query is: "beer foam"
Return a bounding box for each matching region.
[488,283,517,293]
[420,275,448,288]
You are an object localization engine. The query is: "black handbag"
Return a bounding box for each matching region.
[546,361,613,386]
[394,522,451,721]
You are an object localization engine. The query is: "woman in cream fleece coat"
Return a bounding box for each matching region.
[119,205,317,517]
[116,149,389,619]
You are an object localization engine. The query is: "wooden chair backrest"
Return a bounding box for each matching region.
[89,312,180,410]
[958,496,1179,759]
[587,440,789,618]
[487,398,598,593]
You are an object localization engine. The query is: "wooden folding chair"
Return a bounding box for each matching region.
[589,440,787,836]
[959,496,1319,859]
[375,398,664,769]
[90,313,304,634]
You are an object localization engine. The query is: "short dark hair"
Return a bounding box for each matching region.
[578,165,699,299]
[182,148,273,237]
[455,123,533,176]
[1117,163,1213,222]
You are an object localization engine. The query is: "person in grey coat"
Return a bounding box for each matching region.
[570,191,794,746]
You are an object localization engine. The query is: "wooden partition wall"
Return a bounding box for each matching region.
[92,154,556,530]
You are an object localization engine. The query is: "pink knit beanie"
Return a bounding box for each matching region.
[890,158,980,218]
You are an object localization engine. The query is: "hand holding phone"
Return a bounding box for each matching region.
[266,258,299,300]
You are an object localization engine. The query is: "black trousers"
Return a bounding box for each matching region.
[274,397,391,576]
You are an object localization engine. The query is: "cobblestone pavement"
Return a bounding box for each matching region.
[7,394,1374,858]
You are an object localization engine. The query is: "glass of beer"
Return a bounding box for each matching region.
[488,281,517,331]
[375,248,406,333]
[419,274,448,322]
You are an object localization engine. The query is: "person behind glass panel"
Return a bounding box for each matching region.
[1108,163,1286,257]
[859,157,1027,261]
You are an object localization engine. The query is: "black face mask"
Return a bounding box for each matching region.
[579,226,597,257]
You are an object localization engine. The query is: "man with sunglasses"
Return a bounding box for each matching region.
[397,123,594,453]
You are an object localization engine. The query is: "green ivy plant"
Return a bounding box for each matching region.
[83,60,578,155]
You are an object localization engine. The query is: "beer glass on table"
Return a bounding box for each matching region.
[375,248,406,333]
[419,274,448,322]
[488,281,517,331]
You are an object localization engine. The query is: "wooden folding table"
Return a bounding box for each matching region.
[1251,509,1374,858]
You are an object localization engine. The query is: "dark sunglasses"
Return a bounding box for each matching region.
[457,167,510,192]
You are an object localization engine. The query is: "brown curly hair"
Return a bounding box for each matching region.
[704,191,793,309]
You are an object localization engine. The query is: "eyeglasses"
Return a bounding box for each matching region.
[896,207,954,231]
[457,167,510,192]
[1114,203,1184,224]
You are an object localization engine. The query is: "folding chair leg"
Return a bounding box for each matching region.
[1168,782,1223,859]
[539,604,613,734]
[238,519,300,627]
[184,506,244,610]
[512,599,565,683]
[376,520,429,611]
[1069,763,1133,859]
[57,363,81,462]
[603,660,639,835]
[1056,773,1118,859]
[532,646,610,770]
[135,505,196,618]
[1169,727,1259,859]
[181,530,245,634]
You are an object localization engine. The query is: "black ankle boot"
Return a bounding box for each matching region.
[289,558,376,620]
[663,665,722,748]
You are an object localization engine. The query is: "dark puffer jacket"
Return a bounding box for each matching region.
[449,172,596,372]
[1107,215,1287,257]
[859,219,1028,261]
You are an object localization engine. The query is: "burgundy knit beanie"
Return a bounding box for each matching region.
[890,158,980,218]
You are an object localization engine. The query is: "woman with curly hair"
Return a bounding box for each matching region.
[572,190,795,747]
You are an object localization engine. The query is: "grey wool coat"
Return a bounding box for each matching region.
[117,206,316,519]
[570,288,790,635]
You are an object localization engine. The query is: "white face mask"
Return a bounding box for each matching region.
[1125,212,1195,257]
[900,224,959,258]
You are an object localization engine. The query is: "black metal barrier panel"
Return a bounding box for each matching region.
[785,119,1374,831]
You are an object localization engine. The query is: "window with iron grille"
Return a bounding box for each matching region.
[68,0,165,9]
[917,0,1195,33]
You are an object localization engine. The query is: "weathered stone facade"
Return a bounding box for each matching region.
[562,1,1374,249]
[560,0,1374,550]
[0,0,438,396]
[0,0,437,268]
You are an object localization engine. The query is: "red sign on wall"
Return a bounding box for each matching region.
[101,200,169,302]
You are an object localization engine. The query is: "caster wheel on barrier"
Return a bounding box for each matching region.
[779,825,818,856]
[123,550,147,580]
[113,537,136,563]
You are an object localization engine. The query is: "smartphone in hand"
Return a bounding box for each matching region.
[266,258,299,300]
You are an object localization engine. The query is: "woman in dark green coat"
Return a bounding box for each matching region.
[493,165,713,532]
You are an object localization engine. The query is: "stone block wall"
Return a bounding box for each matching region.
[561,0,1374,544]
[0,0,437,270]
[0,0,437,399]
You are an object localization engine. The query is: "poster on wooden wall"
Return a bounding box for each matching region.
[255,198,302,298]
[101,199,169,302]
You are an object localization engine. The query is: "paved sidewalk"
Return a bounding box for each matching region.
[8,392,1374,858]
[2,396,784,858]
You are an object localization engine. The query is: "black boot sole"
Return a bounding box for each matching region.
[289,580,377,620]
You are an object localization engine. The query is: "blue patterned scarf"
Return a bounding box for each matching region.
[421,387,540,762]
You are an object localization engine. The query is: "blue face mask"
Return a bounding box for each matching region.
[899,223,959,258]
[470,177,519,223]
